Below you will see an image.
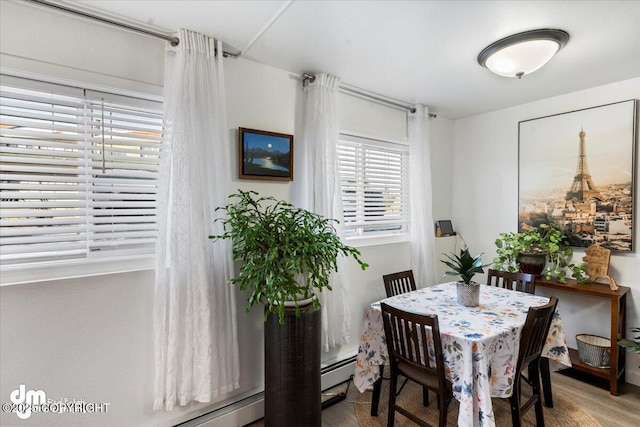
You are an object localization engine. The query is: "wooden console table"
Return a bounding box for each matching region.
[536,278,629,395]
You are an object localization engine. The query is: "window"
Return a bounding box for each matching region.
[0,76,163,273]
[337,134,409,240]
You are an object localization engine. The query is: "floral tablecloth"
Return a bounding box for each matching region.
[354,282,571,427]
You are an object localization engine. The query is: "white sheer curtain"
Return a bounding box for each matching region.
[301,73,351,351]
[154,29,239,411]
[408,105,436,287]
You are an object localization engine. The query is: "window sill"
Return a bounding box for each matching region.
[0,255,155,286]
[345,233,410,248]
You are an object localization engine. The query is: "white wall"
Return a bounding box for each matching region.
[0,0,164,96]
[0,2,454,426]
[452,77,640,385]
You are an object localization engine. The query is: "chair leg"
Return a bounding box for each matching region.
[509,379,522,427]
[540,357,553,408]
[438,391,448,427]
[422,387,429,407]
[370,365,384,416]
[509,394,522,427]
[530,363,546,427]
[387,372,398,427]
[534,394,546,427]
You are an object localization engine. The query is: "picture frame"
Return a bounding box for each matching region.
[436,220,455,237]
[238,127,293,181]
[518,99,637,252]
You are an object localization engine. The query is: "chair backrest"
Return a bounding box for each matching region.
[487,268,536,294]
[380,303,446,384]
[516,296,558,374]
[383,270,417,298]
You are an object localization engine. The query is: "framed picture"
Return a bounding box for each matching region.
[238,127,293,181]
[435,220,455,237]
[518,99,637,252]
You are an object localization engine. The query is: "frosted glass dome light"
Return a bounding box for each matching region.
[478,29,569,78]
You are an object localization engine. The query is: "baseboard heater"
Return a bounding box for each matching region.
[320,356,357,410]
[178,356,357,427]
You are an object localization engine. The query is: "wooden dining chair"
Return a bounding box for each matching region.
[381,303,452,427]
[380,270,430,410]
[383,270,417,298]
[487,269,555,407]
[507,296,558,427]
[487,269,536,294]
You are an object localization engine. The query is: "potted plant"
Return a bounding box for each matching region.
[493,224,556,274]
[492,223,588,283]
[210,190,368,426]
[618,327,640,368]
[210,190,368,322]
[441,247,489,306]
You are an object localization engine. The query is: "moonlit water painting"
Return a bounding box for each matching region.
[240,128,293,180]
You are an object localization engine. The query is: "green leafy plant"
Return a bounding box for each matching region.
[618,329,640,352]
[493,224,559,270]
[618,327,640,368]
[492,231,524,273]
[210,190,368,323]
[493,223,588,283]
[441,247,489,284]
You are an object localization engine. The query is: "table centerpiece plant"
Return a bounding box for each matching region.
[441,247,489,306]
[209,189,369,323]
[492,223,588,283]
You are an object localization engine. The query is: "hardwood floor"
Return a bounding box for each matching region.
[552,370,640,427]
[246,370,640,426]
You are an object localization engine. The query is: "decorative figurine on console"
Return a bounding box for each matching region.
[583,244,618,290]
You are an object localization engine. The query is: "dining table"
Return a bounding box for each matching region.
[353,282,572,427]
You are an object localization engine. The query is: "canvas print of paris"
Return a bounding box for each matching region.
[518,100,636,252]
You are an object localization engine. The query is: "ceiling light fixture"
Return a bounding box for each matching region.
[477,29,569,79]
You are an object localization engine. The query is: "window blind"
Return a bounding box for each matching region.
[0,77,163,265]
[337,134,409,237]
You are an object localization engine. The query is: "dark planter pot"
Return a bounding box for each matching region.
[517,252,547,276]
[264,303,321,427]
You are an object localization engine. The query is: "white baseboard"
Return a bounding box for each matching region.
[184,357,356,427]
[321,357,356,391]
[179,394,264,427]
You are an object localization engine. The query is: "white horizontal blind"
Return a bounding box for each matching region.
[0,78,163,265]
[337,134,409,238]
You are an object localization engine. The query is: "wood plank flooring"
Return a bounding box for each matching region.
[246,369,640,426]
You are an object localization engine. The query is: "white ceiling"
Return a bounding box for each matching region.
[67,0,640,119]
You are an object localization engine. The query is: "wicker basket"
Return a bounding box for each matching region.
[576,334,611,368]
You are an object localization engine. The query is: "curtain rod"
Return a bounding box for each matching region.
[28,0,435,116]
[29,0,246,57]
[303,73,437,118]
[27,0,180,46]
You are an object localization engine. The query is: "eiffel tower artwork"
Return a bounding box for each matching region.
[565,128,602,201]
